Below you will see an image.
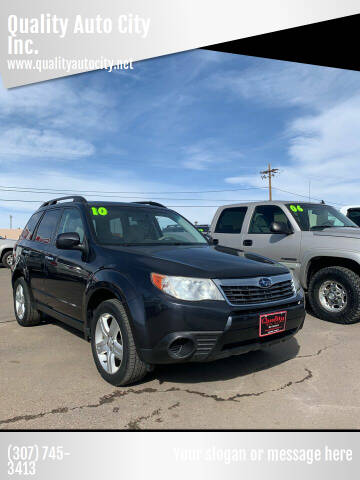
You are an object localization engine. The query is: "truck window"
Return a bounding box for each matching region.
[347,208,360,227]
[215,207,247,234]
[249,205,291,234]
[20,212,43,241]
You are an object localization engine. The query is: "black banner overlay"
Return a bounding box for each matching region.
[205,14,360,71]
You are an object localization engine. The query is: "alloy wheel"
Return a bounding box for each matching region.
[94,313,123,374]
[15,284,25,320]
[319,280,347,313]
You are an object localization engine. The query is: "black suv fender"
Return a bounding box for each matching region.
[84,268,147,348]
[12,259,29,288]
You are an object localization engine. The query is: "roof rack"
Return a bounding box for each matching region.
[40,196,87,208]
[132,201,167,208]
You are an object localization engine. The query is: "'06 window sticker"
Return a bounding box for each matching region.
[290,205,304,213]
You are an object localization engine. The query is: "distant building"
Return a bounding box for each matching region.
[0,228,22,240]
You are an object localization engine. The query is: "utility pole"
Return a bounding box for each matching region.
[260,163,279,201]
[9,215,13,229]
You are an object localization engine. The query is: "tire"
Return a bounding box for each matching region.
[13,277,41,327]
[309,266,360,324]
[90,299,147,386]
[2,251,14,268]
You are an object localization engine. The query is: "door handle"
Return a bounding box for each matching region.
[243,239,253,246]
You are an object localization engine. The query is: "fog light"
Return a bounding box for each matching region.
[168,337,195,359]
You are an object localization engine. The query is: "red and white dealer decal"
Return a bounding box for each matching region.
[259,311,287,337]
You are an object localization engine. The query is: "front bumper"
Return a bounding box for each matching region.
[139,295,305,364]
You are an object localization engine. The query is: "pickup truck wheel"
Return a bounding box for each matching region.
[13,278,41,326]
[91,299,147,386]
[2,251,14,268]
[309,267,360,324]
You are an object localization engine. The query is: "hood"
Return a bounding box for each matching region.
[101,244,289,279]
[314,227,360,239]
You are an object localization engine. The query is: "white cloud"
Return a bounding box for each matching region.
[213,60,360,110]
[220,59,360,208]
[182,144,218,170]
[226,92,360,207]
[181,141,242,170]
[0,128,94,159]
[0,78,115,132]
[289,95,360,166]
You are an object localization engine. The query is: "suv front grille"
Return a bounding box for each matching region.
[220,280,294,305]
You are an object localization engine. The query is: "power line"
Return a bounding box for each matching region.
[0,199,42,203]
[0,184,330,203]
[0,184,266,195]
[0,198,343,208]
[0,199,252,207]
[273,186,323,202]
[0,197,262,205]
[0,190,266,202]
[0,184,343,206]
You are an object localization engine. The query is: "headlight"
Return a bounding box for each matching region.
[151,273,225,301]
[290,271,302,293]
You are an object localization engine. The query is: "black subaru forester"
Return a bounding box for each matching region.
[12,196,305,386]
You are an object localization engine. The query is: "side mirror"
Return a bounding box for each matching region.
[270,221,293,235]
[56,232,81,250]
[211,238,219,245]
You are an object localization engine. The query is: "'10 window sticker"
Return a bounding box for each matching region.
[91,207,108,216]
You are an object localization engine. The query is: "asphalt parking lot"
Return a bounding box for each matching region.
[0,268,359,430]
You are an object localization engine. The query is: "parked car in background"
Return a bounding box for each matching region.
[12,196,305,386]
[0,237,15,268]
[195,224,210,234]
[210,200,360,324]
[340,205,360,227]
[195,224,211,240]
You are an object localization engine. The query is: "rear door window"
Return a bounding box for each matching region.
[34,210,61,244]
[215,207,248,234]
[20,212,43,240]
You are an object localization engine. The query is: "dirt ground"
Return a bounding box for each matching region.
[0,268,359,430]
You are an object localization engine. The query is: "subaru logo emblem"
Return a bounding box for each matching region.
[259,277,272,288]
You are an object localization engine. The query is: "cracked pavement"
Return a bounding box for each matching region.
[0,268,359,429]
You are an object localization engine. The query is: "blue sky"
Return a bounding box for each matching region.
[1,49,360,228]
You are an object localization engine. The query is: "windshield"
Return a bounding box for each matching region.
[90,206,208,246]
[286,203,358,231]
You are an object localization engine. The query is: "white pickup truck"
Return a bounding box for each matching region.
[210,200,360,324]
[0,236,16,268]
